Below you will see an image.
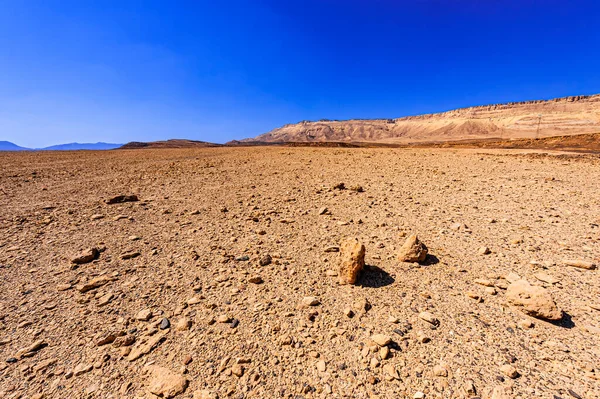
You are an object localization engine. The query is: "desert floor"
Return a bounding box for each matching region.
[0,147,599,399]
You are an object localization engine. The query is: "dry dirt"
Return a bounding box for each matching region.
[1,147,599,399]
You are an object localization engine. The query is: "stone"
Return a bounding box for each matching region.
[259,254,272,266]
[127,330,168,361]
[383,364,399,380]
[506,280,562,320]
[112,335,135,348]
[136,309,153,321]
[371,334,392,347]
[106,195,138,204]
[231,364,244,377]
[77,276,112,293]
[517,319,534,329]
[338,237,365,285]
[380,346,390,359]
[217,315,231,323]
[15,340,46,358]
[175,317,191,331]
[478,246,491,255]
[433,365,447,377]
[248,276,263,284]
[316,360,326,372]
[301,296,320,307]
[121,251,141,260]
[73,363,93,376]
[193,390,218,399]
[146,365,188,398]
[344,308,354,318]
[159,318,171,330]
[534,272,559,284]
[71,248,99,264]
[500,364,519,379]
[474,278,494,287]
[418,311,439,326]
[397,234,428,263]
[491,386,510,399]
[485,287,497,295]
[416,330,430,343]
[353,297,371,313]
[318,207,328,215]
[414,392,425,399]
[564,259,596,270]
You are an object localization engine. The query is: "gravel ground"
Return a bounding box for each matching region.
[0,147,598,399]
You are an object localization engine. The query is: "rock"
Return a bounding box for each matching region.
[121,251,141,260]
[231,364,244,377]
[324,246,340,253]
[338,237,365,285]
[491,386,510,399]
[136,309,153,321]
[77,276,112,293]
[478,246,491,255]
[397,234,428,263]
[301,296,320,307]
[259,254,272,266]
[414,392,425,399]
[71,248,99,264]
[217,315,231,323]
[73,363,93,376]
[175,317,191,331]
[159,318,171,330]
[382,364,399,380]
[485,287,497,295]
[416,330,430,343]
[127,330,168,361]
[506,280,562,320]
[112,335,136,347]
[194,390,218,399]
[517,319,534,329]
[474,278,494,287]
[433,365,447,377]
[534,272,559,284]
[316,360,326,372]
[343,308,354,318]
[418,311,439,326]
[318,207,328,215]
[564,259,596,270]
[106,195,138,204]
[146,365,188,398]
[371,334,392,347]
[248,276,263,284]
[500,364,519,379]
[505,272,521,283]
[379,346,390,359]
[96,332,120,346]
[97,293,114,306]
[15,340,46,358]
[90,214,104,220]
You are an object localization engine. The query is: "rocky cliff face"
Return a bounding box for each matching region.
[248,94,600,144]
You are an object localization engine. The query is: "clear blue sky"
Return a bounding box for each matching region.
[1,0,599,147]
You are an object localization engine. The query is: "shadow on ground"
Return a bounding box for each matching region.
[551,312,575,329]
[357,265,395,288]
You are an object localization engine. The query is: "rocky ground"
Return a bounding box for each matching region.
[0,147,599,399]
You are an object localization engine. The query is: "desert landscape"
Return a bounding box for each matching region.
[1,145,599,399]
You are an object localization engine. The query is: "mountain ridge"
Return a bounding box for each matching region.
[244,93,600,144]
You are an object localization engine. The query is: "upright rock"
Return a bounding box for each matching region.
[506,280,562,320]
[397,234,428,263]
[338,237,365,285]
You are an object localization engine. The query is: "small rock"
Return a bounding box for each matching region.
[248,276,263,284]
[563,259,596,270]
[159,318,171,330]
[90,214,104,220]
[416,330,430,343]
[500,364,519,379]
[121,251,141,260]
[506,279,562,320]
[146,365,188,398]
[433,365,447,377]
[136,309,153,321]
[217,315,231,323]
[344,308,354,318]
[414,392,425,399]
[474,278,494,287]
[338,237,365,285]
[71,248,99,265]
[77,276,112,293]
[534,272,560,284]
[517,319,534,329]
[318,207,329,215]
[259,255,272,266]
[106,195,138,204]
[397,234,428,263]
[175,317,191,331]
[301,296,320,307]
[478,246,491,255]
[316,360,326,372]
[418,311,439,326]
[371,334,392,347]
[73,363,93,376]
[231,364,244,377]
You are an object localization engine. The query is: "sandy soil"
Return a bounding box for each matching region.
[0,147,599,399]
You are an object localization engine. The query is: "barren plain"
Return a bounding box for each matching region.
[1,147,599,399]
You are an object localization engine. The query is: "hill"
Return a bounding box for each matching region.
[120,139,220,149]
[40,142,122,151]
[245,94,600,144]
[0,141,30,151]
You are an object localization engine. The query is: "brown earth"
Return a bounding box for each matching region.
[245,94,600,144]
[1,147,599,399]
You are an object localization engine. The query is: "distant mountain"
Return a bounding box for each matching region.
[244,93,600,144]
[120,139,220,149]
[0,141,123,151]
[0,141,30,151]
[40,142,122,150]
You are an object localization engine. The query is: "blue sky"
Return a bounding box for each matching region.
[0,0,599,147]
